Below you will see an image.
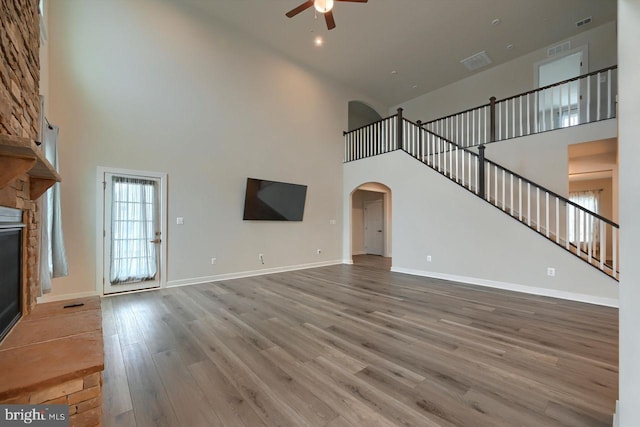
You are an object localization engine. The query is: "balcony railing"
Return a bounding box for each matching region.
[423,65,618,147]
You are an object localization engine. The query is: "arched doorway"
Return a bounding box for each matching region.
[350,182,391,270]
[348,101,382,131]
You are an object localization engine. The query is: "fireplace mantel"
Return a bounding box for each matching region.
[0,133,61,199]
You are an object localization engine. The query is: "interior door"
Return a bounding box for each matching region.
[537,48,587,129]
[103,172,162,294]
[364,199,384,256]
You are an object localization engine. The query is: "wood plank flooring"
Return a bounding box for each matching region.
[102,264,618,427]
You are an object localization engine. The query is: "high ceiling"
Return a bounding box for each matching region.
[185,0,617,106]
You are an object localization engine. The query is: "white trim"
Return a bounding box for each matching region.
[96,166,168,297]
[343,259,354,265]
[36,290,98,304]
[166,260,343,288]
[390,267,619,308]
[613,400,619,427]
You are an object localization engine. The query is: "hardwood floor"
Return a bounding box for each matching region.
[352,254,392,271]
[102,264,618,427]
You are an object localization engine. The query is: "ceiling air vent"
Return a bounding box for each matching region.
[547,41,571,57]
[576,16,592,28]
[460,51,492,71]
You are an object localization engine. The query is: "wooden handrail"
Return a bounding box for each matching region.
[422,65,618,125]
[483,157,619,228]
[343,114,398,136]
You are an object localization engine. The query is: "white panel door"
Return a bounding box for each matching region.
[364,199,384,256]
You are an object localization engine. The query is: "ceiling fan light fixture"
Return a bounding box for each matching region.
[314,0,334,13]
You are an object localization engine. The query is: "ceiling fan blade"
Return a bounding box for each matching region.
[325,10,336,30]
[286,1,314,18]
[335,0,368,2]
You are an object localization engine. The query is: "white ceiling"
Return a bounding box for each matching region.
[185,0,616,107]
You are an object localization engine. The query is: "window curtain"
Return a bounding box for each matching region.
[110,177,157,284]
[568,190,601,248]
[39,123,69,295]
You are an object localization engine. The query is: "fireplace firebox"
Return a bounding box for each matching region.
[0,207,24,343]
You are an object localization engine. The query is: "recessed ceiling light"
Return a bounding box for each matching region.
[492,18,501,26]
[390,70,398,75]
[412,85,418,89]
[506,44,514,50]
[314,36,323,46]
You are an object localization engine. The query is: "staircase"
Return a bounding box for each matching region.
[344,68,620,280]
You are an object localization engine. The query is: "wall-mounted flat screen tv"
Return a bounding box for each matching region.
[243,178,307,221]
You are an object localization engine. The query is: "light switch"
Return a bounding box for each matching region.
[176,217,184,225]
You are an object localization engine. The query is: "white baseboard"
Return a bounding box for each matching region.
[390,267,619,308]
[166,260,343,288]
[613,400,619,427]
[343,259,354,265]
[352,251,366,256]
[37,290,98,304]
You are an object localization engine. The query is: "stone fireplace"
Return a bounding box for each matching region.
[0,0,43,315]
[0,3,104,426]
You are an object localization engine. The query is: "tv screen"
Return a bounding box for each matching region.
[243,178,307,221]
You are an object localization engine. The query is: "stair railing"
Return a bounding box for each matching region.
[423,65,618,147]
[344,112,620,279]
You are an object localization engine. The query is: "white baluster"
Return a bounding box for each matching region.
[518,178,522,221]
[512,97,516,138]
[588,216,593,264]
[545,192,549,238]
[527,183,531,226]
[502,169,506,211]
[576,209,581,257]
[555,198,560,243]
[586,75,591,122]
[599,221,605,270]
[505,100,510,139]
[510,174,514,215]
[536,188,540,232]
[534,92,538,133]
[608,69,612,118]
[498,103,502,140]
[613,227,618,278]
[597,72,602,121]
[455,146,459,182]
[494,165,498,206]
[519,96,523,137]
[566,204,571,250]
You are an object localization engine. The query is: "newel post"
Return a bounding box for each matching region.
[489,96,496,143]
[397,108,404,150]
[478,144,486,199]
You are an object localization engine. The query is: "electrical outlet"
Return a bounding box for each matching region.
[259,253,264,264]
[211,258,216,265]
[547,267,556,277]
[176,217,184,225]
[317,249,322,254]
[427,255,432,262]
[329,219,337,225]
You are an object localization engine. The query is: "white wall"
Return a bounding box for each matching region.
[617,0,640,425]
[395,21,617,122]
[344,151,618,306]
[46,0,381,297]
[486,119,617,197]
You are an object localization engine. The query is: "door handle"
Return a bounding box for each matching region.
[150,239,161,244]
[377,230,383,232]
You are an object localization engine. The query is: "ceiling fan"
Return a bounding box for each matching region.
[286,0,368,30]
